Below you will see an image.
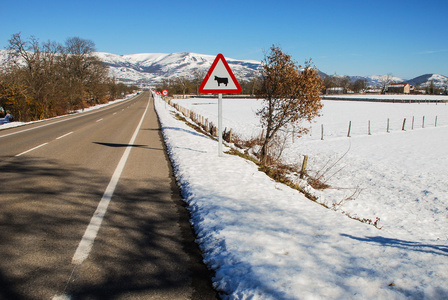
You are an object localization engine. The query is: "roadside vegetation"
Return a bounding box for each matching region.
[0,33,137,121]
[255,45,323,165]
[166,45,327,192]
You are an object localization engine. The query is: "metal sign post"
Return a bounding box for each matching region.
[218,93,223,156]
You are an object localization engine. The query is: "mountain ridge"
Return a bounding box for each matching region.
[94,51,447,89]
[94,51,261,85]
[1,49,446,88]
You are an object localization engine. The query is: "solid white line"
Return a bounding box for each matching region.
[71,97,151,265]
[56,132,73,140]
[15,143,49,157]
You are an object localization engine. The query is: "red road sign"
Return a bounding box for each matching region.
[162,89,169,96]
[199,54,242,94]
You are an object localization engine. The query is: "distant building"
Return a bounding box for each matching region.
[387,83,412,94]
[326,87,345,95]
[365,88,382,94]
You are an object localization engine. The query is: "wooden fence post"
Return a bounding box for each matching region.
[347,121,351,137]
[387,118,390,133]
[368,120,371,135]
[300,155,308,179]
[412,116,414,130]
[435,116,438,127]
[402,118,406,131]
[422,116,425,128]
[321,124,324,140]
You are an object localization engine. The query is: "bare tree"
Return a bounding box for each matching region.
[64,37,95,56]
[3,33,111,120]
[175,76,191,97]
[241,76,261,96]
[379,73,394,93]
[256,45,324,165]
[323,74,350,93]
[7,33,58,119]
[193,68,206,95]
[350,79,367,93]
[59,37,107,109]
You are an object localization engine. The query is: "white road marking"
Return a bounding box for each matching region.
[56,132,73,140]
[71,97,151,265]
[15,143,49,157]
[96,118,103,122]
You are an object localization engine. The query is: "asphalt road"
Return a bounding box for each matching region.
[0,92,217,299]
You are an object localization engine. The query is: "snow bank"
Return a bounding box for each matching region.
[154,95,448,299]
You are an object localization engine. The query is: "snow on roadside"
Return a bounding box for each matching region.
[154,94,448,299]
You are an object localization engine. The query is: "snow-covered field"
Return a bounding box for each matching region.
[159,95,448,299]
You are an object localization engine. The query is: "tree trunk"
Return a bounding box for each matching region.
[260,142,268,165]
[260,125,272,165]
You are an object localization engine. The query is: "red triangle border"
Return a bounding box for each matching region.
[199,53,242,94]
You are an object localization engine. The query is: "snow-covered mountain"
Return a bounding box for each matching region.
[365,74,405,86]
[94,52,261,86]
[98,51,447,89]
[338,73,447,89]
[407,73,448,87]
[1,49,446,89]
[364,74,447,88]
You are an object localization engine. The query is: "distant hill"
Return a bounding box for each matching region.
[340,74,405,87]
[1,50,446,89]
[94,52,261,86]
[95,51,447,89]
[328,74,447,89]
[407,74,448,87]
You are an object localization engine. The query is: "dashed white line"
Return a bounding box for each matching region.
[16,143,49,157]
[56,132,73,140]
[71,97,151,265]
[96,118,103,122]
[0,94,139,140]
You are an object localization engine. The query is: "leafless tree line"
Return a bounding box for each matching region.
[323,75,367,93]
[0,33,136,121]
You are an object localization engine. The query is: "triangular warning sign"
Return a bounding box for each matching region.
[199,53,242,94]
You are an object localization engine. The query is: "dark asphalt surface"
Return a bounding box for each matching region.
[0,92,218,299]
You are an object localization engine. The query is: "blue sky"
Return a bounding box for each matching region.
[1,0,447,79]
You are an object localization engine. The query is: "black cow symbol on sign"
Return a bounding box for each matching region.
[214,76,229,86]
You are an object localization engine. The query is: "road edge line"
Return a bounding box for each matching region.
[71,96,151,265]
